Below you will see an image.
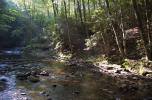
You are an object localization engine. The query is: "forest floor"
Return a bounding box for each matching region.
[26,47,152,80]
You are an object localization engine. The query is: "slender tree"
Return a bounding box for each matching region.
[105,0,125,58]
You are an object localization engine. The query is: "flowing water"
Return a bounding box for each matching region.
[0,48,152,100]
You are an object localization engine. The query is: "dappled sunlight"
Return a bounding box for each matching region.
[0,0,152,99]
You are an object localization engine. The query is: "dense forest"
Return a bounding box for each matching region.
[0,0,152,100]
[0,0,152,59]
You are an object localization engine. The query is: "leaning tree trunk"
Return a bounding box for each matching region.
[105,0,125,58]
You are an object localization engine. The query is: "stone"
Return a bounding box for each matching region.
[73,91,80,95]
[39,71,49,76]
[21,93,26,95]
[52,84,57,88]
[16,72,31,80]
[39,91,50,97]
[39,91,46,95]
[28,76,40,83]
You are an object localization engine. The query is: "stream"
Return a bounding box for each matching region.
[0,48,152,100]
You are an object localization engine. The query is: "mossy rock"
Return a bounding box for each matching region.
[28,76,40,83]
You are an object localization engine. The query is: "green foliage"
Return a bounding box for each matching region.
[0,0,152,63]
[85,32,101,50]
[122,59,148,75]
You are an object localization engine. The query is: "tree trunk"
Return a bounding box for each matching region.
[132,0,152,60]
[120,7,127,56]
[63,0,73,52]
[105,0,125,58]
[87,0,91,19]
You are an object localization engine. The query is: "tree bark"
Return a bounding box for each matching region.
[132,0,152,60]
[105,0,125,58]
[63,0,73,52]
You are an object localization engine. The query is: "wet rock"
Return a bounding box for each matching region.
[73,91,80,95]
[28,76,40,83]
[40,91,50,97]
[39,91,46,95]
[30,71,38,76]
[30,69,41,76]
[39,71,49,76]
[16,72,31,80]
[52,84,57,88]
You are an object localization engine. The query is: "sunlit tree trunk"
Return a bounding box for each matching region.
[120,6,127,56]
[144,0,152,49]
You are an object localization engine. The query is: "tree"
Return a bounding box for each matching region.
[132,0,152,60]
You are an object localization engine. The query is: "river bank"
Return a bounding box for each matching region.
[0,48,152,100]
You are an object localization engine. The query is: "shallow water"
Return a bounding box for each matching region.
[0,49,152,100]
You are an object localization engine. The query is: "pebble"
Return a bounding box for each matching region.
[21,93,26,95]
